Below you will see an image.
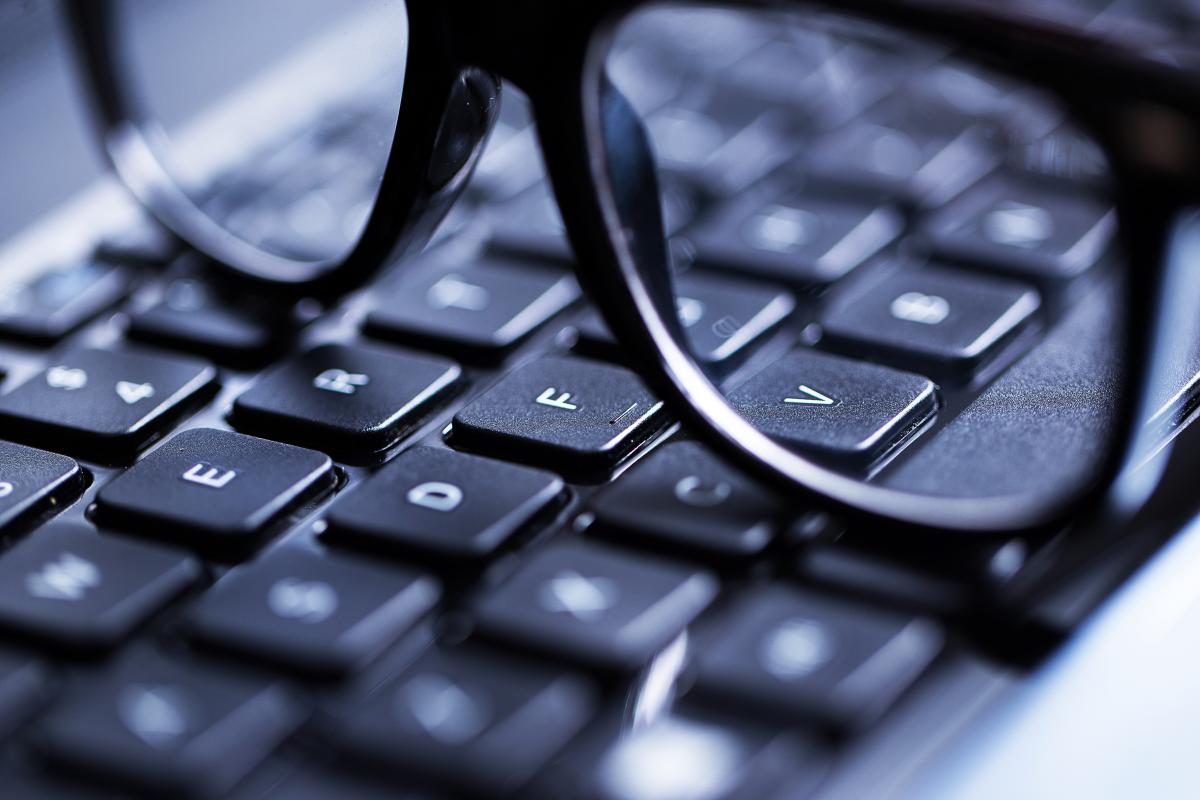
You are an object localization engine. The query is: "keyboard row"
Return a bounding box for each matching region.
[0,518,941,797]
[0,337,986,491]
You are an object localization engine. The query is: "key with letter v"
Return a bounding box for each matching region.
[784,385,836,406]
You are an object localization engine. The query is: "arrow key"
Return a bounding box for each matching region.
[728,349,937,471]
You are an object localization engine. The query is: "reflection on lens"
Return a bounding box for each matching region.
[117,0,407,262]
[607,4,1129,505]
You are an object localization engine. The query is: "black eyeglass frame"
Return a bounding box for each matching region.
[63,0,1200,542]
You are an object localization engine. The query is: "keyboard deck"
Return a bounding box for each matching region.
[0,2,1198,798]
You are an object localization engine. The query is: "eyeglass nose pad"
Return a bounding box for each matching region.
[427,67,502,192]
[594,73,685,343]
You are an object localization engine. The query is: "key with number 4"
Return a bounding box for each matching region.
[0,348,217,463]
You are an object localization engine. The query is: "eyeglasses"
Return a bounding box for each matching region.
[62,0,1200,551]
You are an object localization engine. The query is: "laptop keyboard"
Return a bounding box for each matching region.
[0,2,1196,798]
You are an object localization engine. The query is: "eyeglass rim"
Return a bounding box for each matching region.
[65,0,1200,537]
[555,0,1200,536]
[62,0,501,298]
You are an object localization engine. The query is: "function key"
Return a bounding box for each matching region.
[230,343,460,458]
[364,257,580,361]
[923,176,1116,282]
[94,428,335,554]
[450,356,666,480]
[128,277,297,367]
[820,266,1041,379]
[0,524,199,651]
[186,546,439,677]
[727,349,937,471]
[688,183,903,288]
[35,647,303,798]
[326,446,563,562]
[0,262,130,344]
[692,586,943,732]
[574,272,794,372]
[472,541,717,671]
[590,442,782,561]
[0,348,218,463]
[326,644,594,795]
[0,442,83,533]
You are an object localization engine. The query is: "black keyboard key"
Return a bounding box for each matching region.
[469,88,543,201]
[487,180,695,264]
[94,428,335,552]
[0,262,130,344]
[591,442,782,560]
[574,272,794,371]
[803,106,999,208]
[693,586,942,732]
[450,356,666,479]
[820,266,1040,378]
[485,182,573,263]
[0,652,49,739]
[95,217,180,267]
[689,183,902,288]
[644,88,807,198]
[35,648,303,798]
[472,542,717,670]
[327,446,563,561]
[187,546,439,676]
[795,544,969,616]
[0,442,83,533]
[129,277,296,367]
[728,350,937,470]
[0,524,199,650]
[594,709,816,800]
[0,348,218,462]
[1010,122,1110,186]
[924,177,1116,281]
[328,645,594,794]
[364,257,580,361]
[230,343,460,457]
